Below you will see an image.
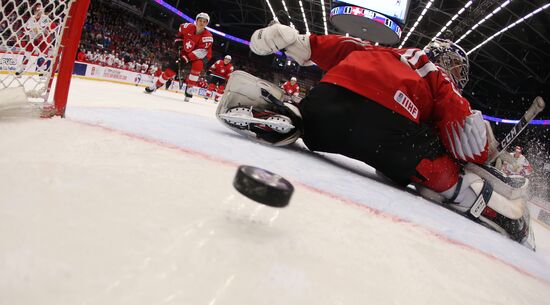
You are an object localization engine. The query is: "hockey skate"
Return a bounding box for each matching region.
[184,92,192,102]
[144,85,158,94]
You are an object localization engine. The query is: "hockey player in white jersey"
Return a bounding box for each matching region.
[15,3,55,77]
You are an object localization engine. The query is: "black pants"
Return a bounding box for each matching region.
[208,74,226,87]
[299,83,446,186]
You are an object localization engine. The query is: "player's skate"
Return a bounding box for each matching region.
[216,70,302,146]
[144,84,158,94]
[184,86,198,102]
[417,168,535,250]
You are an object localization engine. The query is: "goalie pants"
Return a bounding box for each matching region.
[207,74,226,94]
[299,83,460,192]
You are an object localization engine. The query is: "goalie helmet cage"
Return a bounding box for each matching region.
[0,0,90,117]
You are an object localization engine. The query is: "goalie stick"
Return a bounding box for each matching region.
[488,96,545,164]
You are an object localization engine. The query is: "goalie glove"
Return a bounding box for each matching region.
[250,23,313,66]
[445,110,488,162]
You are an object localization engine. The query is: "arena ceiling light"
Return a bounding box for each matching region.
[428,0,474,44]
[467,3,550,55]
[281,0,295,28]
[298,0,310,34]
[320,0,329,34]
[455,0,512,43]
[398,0,434,48]
[264,0,279,22]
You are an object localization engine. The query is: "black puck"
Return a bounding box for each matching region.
[233,165,294,207]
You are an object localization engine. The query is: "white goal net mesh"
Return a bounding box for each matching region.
[0,0,75,102]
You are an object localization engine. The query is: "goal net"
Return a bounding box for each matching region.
[0,0,89,117]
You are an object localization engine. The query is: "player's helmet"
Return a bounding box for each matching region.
[515,146,523,153]
[224,55,232,61]
[195,12,210,24]
[290,77,297,82]
[424,38,469,91]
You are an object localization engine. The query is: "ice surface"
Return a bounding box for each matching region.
[1,78,549,304]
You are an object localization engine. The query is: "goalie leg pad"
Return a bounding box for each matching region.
[464,163,528,199]
[216,70,302,146]
[435,169,533,248]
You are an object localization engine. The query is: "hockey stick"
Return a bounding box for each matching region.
[177,46,183,91]
[488,96,546,163]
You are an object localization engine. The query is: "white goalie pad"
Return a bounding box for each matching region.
[216,70,302,146]
[464,163,528,200]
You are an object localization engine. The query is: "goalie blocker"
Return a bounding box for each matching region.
[216,71,535,250]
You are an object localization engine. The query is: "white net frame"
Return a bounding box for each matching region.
[0,0,75,102]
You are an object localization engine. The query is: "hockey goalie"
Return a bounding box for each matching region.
[215,23,535,250]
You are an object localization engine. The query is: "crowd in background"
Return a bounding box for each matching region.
[77,2,171,75]
[76,1,320,92]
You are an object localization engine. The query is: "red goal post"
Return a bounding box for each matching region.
[0,0,90,117]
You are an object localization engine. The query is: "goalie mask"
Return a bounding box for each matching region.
[424,38,469,91]
[216,71,303,146]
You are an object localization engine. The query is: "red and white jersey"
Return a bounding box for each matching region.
[197,78,208,88]
[141,63,149,73]
[177,23,213,61]
[25,15,55,41]
[209,60,234,79]
[502,154,533,176]
[281,81,300,96]
[85,51,93,62]
[148,65,158,75]
[309,34,487,164]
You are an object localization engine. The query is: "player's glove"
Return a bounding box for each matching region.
[250,22,312,66]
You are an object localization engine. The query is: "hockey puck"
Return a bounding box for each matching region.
[233,165,294,208]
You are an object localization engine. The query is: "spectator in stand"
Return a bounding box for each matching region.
[499,146,534,176]
[85,49,94,62]
[77,44,86,61]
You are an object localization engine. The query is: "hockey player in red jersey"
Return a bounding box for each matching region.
[145,12,213,101]
[281,76,300,102]
[197,76,208,89]
[216,23,534,249]
[207,55,234,102]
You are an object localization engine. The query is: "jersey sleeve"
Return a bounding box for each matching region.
[210,60,219,71]
[308,34,375,72]
[178,23,192,37]
[397,48,488,163]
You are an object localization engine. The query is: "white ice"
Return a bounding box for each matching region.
[1,78,550,305]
